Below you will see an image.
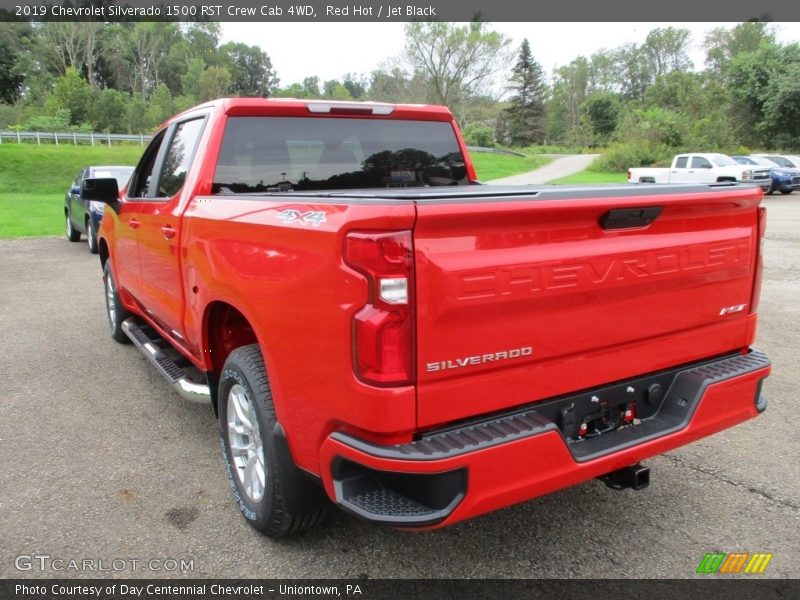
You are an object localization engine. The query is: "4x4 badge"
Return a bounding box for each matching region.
[277,209,327,227]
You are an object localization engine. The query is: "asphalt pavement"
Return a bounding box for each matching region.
[0,195,798,579]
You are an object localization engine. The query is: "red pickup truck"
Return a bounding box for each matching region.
[83,98,771,537]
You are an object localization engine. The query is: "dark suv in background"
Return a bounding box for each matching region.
[65,165,134,253]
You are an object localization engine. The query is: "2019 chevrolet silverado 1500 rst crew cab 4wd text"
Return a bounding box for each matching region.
[82,98,771,537]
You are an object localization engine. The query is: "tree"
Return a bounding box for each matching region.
[503,39,547,146]
[368,67,429,103]
[129,23,181,99]
[197,66,231,102]
[181,58,206,101]
[301,76,321,98]
[548,57,590,139]
[725,42,784,143]
[642,27,693,78]
[579,92,620,144]
[220,42,279,97]
[38,22,86,77]
[612,43,651,100]
[94,23,136,93]
[404,21,511,123]
[92,88,129,132]
[322,80,352,99]
[762,61,800,147]
[0,22,33,103]
[185,23,221,66]
[144,84,175,129]
[704,22,776,72]
[45,67,94,125]
[342,73,368,99]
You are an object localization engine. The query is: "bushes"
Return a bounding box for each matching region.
[462,123,495,147]
[592,106,740,172]
[591,142,673,172]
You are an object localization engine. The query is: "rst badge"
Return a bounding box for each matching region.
[719,304,747,315]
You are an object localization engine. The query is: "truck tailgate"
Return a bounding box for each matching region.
[413,185,762,428]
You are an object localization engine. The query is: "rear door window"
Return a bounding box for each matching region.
[674,156,688,169]
[691,156,712,169]
[156,118,206,198]
[128,131,167,199]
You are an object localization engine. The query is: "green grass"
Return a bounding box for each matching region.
[0,144,144,238]
[0,145,574,238]
[549,170,628,185]
[0,144,144,195]
[0,193,66,237]
[471,153,552,181]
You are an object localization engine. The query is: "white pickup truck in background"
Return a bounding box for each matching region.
[628,153,771,191]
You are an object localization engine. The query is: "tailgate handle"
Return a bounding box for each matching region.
[600,207,662,230]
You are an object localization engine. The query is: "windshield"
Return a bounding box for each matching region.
[711,155,737,167]
[94,168,134,186]
[213,116,469,193]
[765,156,794,168]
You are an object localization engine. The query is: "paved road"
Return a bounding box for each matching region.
[487,153,601,185]
[1,195,798,579]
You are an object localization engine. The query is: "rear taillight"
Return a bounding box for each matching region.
[344,231,415,386]
[750,206,767,313]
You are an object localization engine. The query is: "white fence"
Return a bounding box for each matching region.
[0,130,153,146]
[0,131,524,156]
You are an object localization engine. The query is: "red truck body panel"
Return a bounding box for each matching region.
[97,98,770,529]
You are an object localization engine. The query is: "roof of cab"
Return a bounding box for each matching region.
[168,97,454,125]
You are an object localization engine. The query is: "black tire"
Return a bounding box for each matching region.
[66,212,81,242]
[780,189,793,195]
[86,218,99,254]
[103,261,131,344]
[766,185,774,195]
[218,344,330,538]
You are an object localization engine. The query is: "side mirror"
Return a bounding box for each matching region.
[81,178,119,204]
[70,185,80,195]
[702,163,713,169]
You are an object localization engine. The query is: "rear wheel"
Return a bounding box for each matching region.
[780,189,793,195]
[66,212,80,242]
[218,344,330,537]
[86,218,99,254]
[103,261,131,344]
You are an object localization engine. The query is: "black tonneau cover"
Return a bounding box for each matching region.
[222,182,758,204]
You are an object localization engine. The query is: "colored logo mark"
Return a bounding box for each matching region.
[696,552,773,574]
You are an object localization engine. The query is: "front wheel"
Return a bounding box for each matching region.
[66,213,80,242]
[218,344,330,537]
[103,261,131,344]
[780,189,793,195]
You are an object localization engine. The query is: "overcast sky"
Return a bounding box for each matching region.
[220,22,800,90]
